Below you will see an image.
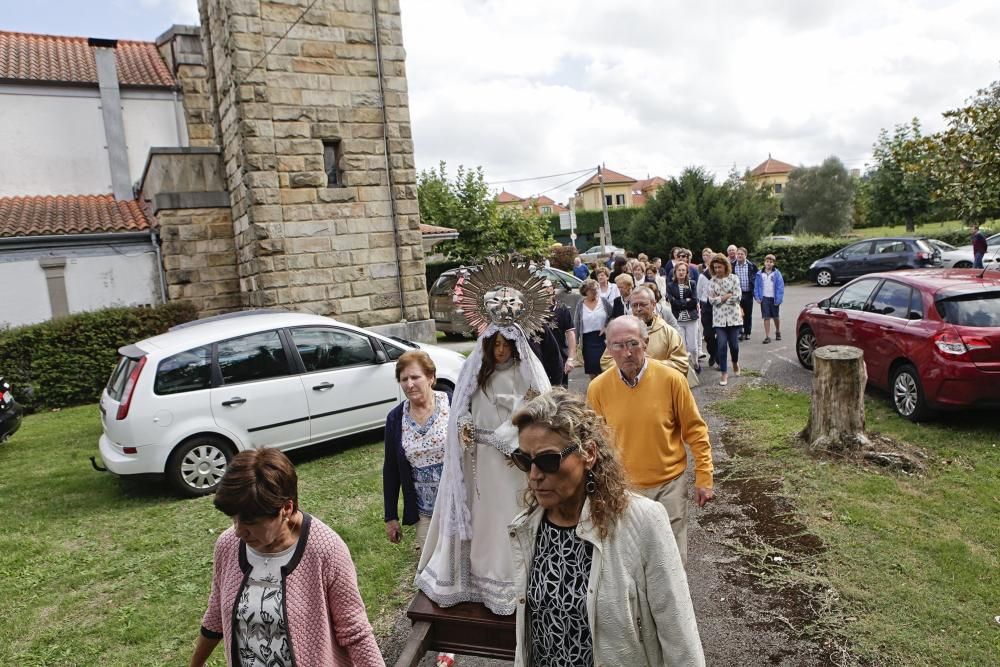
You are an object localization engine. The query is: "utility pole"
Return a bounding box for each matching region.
[597,164,613,247]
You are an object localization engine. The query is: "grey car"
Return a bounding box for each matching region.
[806,237,942,286]
[429,266,584,337]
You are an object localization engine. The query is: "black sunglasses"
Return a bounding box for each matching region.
[510,444,578,473]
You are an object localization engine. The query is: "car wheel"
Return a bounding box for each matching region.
[890,363,931,422]
[796,326,816,370]
[815,269,834,287]
[167,436,234,497]
[953,261,973,269]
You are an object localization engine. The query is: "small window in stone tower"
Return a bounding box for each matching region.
[323,139,342,187]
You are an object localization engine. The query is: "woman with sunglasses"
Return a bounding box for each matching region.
[507,389,704,666]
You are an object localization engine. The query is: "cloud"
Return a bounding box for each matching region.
[400,0,1000,202]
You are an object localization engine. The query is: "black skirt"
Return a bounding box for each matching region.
[581,330,606,375]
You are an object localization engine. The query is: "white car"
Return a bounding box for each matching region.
[938,232,1000,268]
[96,311,466,496]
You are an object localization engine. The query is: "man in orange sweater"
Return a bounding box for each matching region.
[587,315,714,566]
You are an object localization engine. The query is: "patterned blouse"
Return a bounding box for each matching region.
[527,517,594,666]
[401,390,449,516]
[236,541,298,666]
[709,274,744,327]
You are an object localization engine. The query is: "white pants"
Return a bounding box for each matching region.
[678,319,700,370]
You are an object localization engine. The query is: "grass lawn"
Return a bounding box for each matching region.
[851,220,972,238]
[713,387,999,666]
[0,405,419,666]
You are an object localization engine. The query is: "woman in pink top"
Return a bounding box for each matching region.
[190,449,384,667]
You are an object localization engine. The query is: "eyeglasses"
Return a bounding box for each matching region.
[510,444,577,473]
[608,339,644,352]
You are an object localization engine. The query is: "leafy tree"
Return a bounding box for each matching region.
[929,78,1000,223]
[783,156,856,236]
[866,119,937,232]
[417,162,553,262]
[627,166,776,257]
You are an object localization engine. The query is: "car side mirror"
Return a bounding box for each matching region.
[818,298,831,310]
[374,347,388,363]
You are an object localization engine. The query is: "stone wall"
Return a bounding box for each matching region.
[156,25,219,147]
[197,0,429,329]
[158,207,242,315]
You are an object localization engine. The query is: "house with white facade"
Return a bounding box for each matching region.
[0,30,185,328]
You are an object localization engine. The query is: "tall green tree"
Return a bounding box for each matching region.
[866,119,936,232]
[783,156,856,236]
[929,78,1000,223]
[417,162,553,262]
[627,166,776,257]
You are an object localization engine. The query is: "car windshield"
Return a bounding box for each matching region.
[936,292,1000,327]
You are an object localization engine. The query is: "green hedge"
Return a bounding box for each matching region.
[751,241,847,282]
[0,302,197,412]
[932,228,990,246]
[546,208,642,247]
[752,228,992,282]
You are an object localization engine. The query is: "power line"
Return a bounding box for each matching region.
[529,170,597,198]
[236,0,321,87]
[487,167,595,186]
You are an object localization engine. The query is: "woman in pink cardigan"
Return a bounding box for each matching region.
[190,449,384,667]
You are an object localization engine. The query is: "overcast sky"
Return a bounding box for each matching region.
[5,0,998,204]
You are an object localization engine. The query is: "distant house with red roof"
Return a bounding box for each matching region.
[495,190,568,215]
[573,167,668,210]
[750,154,797,196]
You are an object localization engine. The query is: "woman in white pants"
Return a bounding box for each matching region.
[666,261,702,373]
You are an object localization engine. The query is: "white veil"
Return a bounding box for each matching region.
[436,322,551,540]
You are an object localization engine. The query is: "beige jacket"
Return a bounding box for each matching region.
[507,495,705,667]
[600,315,697,386]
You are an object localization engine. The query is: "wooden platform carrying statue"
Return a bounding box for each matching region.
[398,257,553,665]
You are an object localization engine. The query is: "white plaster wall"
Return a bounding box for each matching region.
[0,87,111,196]
[0,250,159,329]
[64,251,160,314]
[0,86,183,197]
[0,259,51,327]
[122,94,184,186]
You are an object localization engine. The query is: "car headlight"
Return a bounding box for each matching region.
[809,261,818,269]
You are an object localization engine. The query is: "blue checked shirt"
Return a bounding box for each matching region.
[734,261,750,292]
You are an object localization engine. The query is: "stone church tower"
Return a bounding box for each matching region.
[151,0,431,340]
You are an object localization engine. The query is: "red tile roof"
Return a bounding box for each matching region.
[576,168,637,191]
[750,156,796,177]
[0,194,152,238]
[419,223,458,236]
[496,190,523,203]
[0,31,175,88]
[634,176,667,193]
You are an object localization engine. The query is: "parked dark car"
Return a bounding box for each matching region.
[807,237,942,286]
[429,265,583,337]
[795,269,1000,420]
[0,377,24,442]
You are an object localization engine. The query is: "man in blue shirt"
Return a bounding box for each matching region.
[572,256,590,280]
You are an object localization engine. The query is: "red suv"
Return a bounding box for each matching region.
[795,269,1000,420]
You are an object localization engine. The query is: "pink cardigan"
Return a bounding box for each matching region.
[200,513,385,667]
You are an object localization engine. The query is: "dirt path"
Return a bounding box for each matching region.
[380,372,843,666]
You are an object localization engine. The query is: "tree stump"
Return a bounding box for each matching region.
[801,345,871,452]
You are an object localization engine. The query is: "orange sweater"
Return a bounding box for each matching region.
[587,359,713,489]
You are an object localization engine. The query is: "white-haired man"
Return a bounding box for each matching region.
[586,315,714,566]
